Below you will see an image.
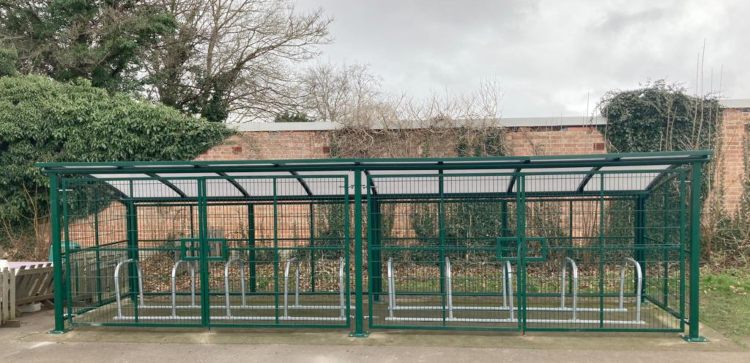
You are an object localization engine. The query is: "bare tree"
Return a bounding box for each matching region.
[396,79,502,127]
[145,0,331,122]
[300,62,383,124]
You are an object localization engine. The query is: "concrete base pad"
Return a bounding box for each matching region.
[1,309,748,363]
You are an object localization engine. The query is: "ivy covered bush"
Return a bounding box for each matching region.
[0,75,232,257]
[599,81,720,152]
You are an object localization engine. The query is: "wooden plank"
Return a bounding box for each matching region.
[12,265,55,306]
[0,267,16,327]
[9,268,15,321]
[0,269,21,326]
[1,268,6,325]
[34,267,54,298]
[13,266,33,302]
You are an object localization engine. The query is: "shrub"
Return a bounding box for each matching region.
[0,75,232,257]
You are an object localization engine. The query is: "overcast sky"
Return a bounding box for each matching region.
[296,0,749,117]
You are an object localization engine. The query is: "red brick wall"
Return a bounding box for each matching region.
[196,131,331,161]
[196,115,750,216]
[710,109,750,214]
[504,126,605,156]
[197,126,606,160]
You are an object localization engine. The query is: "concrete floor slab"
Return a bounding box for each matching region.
[1,309,748,363]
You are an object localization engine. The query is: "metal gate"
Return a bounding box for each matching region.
[365,172,683,333]
[366,173,526,331]
[58,175,351,329]
[202,176,352,328]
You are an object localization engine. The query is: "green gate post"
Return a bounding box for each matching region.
[197,179,210,328]
[515,175,526,332]
[369,199,382,302]
[189,205,195,238]
[247,203,257,293]
[678,172,687,332]
[500,200,509,237]
[309,203,316,292]
[125,198,139,322]
[93,189,103,305]
[438,172,447,324]
[273,179,280,324]
[685,163,707,342]
[568,200,574,294]
[634,195,647,298]
[350,170,368,337]
[61,185,74,321]
[662,191,670,307]
[50,174,66,333]
[597,173,607,328]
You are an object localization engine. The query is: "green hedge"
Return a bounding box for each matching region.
[0,75,232,245]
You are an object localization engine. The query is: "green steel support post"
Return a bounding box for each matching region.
[273,179,279,324]
[366,179,374,323]
[197,179,210,328]
[125,198,139,322]
[568,200,573,248]
[685,163,707,342]
[350,170,368,337]
[309,203,316,292]
[61,184,74,322]
[598,174,607,328]
[50,174,66,333]
[189,205,195,238]
[438,172,447,324]
[343,176,352,327]
[635,196,647,298]
[370,199,382,302]
[662,190,670,306]
[247,203,257,293]
[94,190,102,305]
[515,175,526,332]
[568,200,574,294]
[678,172,687,332]
[500,200,509,237]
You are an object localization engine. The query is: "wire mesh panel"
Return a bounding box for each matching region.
[57,175,350,329]
[207,176,350,328]
[367,171,688,332]
[59,177,204,327]
[521,172,683,331]
[368,174,520,330]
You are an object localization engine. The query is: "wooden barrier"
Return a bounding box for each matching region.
[1,267,17,327]
[14,263,54,306]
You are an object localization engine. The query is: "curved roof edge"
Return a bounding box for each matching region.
[37,150,711,175]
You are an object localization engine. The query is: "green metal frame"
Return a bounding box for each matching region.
[40,151,710,339]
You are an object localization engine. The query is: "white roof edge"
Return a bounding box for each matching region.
[720,99,750,109]
[228,116,607,132]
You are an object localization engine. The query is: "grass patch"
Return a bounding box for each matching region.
[701,269,750,340]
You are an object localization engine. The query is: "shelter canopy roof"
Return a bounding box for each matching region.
[37,151,711,200]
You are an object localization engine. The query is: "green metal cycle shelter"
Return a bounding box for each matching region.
[39,150,710,341]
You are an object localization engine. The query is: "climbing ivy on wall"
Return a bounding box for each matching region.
[599,81,738,265]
